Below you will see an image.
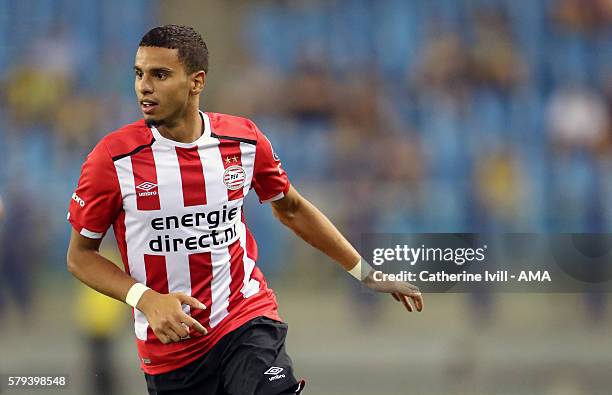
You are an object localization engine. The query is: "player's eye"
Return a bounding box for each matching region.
[156,72,167,80]
[135,70,143,79]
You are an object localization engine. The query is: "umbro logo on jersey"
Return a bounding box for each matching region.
[136,182,157,191]
[136,181,158,197]
[72,192,85,207]
[223,165,246,190]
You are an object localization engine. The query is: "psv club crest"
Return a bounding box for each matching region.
[223,165,246,190]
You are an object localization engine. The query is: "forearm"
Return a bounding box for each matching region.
[273,195,360,271]
[67,248,136,303]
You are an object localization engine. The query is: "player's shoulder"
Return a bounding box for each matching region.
[96,119,154,161]
[207,112,261,145]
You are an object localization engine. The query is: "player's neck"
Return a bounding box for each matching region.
[156,107,203,144]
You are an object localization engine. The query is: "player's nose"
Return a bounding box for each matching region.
[137,75,154,95]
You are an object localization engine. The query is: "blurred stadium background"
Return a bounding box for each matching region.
[0,0,611,394]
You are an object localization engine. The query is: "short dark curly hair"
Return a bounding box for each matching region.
[139,24,208,74]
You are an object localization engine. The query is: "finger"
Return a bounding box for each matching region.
[400,295,413,312]
[176,293,206,310]
[156,331,170,344]
[412,293,424,312]
[164,328,182,343]
[392,292,401,302]
[180,313,208,335]
[168,320,189,339]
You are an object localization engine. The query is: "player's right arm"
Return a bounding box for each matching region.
[67,231,206,342]
[66,141,206,343]
[67,230,140,307]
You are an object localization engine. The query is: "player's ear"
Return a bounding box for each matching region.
[191,71,206,95]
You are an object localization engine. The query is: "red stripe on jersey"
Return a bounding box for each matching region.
[176,146,207,206]
[144,254,169,343]
[144,254,169,294]
[189,252,213,328]
[131,147,161,211]
[217,141,244,201]
[228,239,246,312]
[113,210,130,273]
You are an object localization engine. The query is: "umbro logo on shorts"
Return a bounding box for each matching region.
[264,367,286,382]
[264,367,284,375]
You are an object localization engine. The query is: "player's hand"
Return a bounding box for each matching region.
[362,273,424,312]
[137,290,208,344]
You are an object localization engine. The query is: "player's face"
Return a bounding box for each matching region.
[134,46,193,126]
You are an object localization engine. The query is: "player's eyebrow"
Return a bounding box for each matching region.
[133,65,174,73]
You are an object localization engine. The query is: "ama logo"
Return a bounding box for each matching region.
[136,181,158,197]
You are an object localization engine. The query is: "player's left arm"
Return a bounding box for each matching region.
[271,186,423,312]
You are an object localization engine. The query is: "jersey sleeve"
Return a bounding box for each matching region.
[68,141,122,239]
[251,125,291,203]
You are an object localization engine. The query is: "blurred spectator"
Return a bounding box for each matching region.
[4,25,77,126]
[52,94,102,153]
[413,28,471,104]
[552,0,612,33]
[75,244,125,395]
[600,72,612,144]
[473,148,522,229]
[285,52,336,125]
[0,182,40,325]
[547,84,610,152]
[215,51,285,118]
[469,9,528,92]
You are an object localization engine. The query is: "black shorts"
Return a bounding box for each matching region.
[144,316,306,395]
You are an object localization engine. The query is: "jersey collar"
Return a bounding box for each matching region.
[149,110,211,148]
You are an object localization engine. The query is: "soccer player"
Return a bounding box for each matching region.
[66,25,423,395]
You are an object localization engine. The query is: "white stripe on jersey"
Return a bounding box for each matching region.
[238,220,260,298]
[151,143,192,315]
[114,156,149,341]
[209,247,231,328]
[151,143,184,210]
[240,141,256,196]
[200,136,227,207]
[165,252,192,315]
[202,111,212,138]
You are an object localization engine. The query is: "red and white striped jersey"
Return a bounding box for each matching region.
[68,111,290,374]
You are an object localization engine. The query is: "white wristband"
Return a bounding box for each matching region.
[348,258,374,281]
[125,283,150,308]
